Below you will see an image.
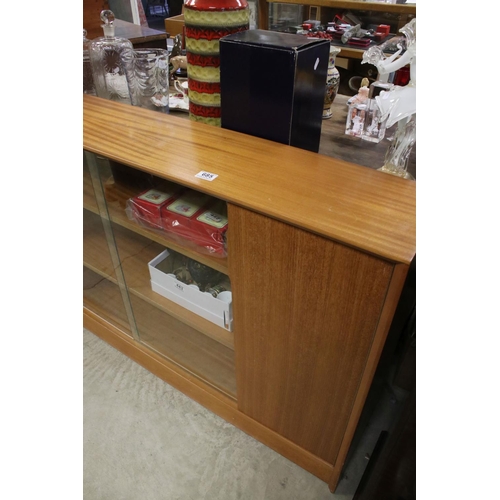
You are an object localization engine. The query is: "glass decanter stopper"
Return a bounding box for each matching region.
[83,29,96,95]
[88,10,135,104]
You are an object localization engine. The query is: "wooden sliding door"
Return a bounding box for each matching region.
[228,204,398,465]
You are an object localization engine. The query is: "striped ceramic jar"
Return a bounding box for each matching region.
[184,0,249,126]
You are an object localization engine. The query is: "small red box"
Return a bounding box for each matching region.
[348,37,371,47]
[189,199,228,255]
[161,191,228,255]
[377,24,390,35]
[374,32,388,42]
[161,189,211,235]
[130,187,179,229]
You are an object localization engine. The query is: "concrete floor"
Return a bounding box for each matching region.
[84,327,397,499]
[83,327,408,499]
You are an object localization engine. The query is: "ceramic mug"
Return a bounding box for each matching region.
[174,80,189,104]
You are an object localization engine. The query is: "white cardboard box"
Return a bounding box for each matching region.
[148,249,233,331]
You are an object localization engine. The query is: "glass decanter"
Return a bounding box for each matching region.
[83,29,96,95]
[88,10,135,104]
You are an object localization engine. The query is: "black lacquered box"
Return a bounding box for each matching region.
[219,30,330,153]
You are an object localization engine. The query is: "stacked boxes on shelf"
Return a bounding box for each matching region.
[127,186,231,329]
[127,187,228,256]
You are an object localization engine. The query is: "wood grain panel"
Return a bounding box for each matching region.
[84,95,415,265]
[114,19,168,48]
[164,93,416,179]
[83,0,110,39]
[229,204,395,465]
[327,262,410,491]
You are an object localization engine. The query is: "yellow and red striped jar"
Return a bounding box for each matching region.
[184,0,249,126]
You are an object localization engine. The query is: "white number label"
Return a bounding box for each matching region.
[195,171,218,181]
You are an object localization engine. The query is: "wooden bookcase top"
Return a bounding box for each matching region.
[83,95,416,265]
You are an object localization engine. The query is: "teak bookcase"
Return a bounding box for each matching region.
[83,94,415,492]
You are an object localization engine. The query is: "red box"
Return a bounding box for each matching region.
[161,191,228,255]
[377,24,390,35]
[189,199,228,255]
[374,32,388,42]
[161,189,210,235]
[129,187,179,229]
[348,37,371,47]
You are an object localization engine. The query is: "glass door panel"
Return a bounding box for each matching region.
[130,293,236,399]
[85,152,236,399]
[84,153,137,338]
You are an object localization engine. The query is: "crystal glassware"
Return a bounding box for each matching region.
[83,29,96,95]
[131,48,169,113]
[361,99,386,143]
[378,115,416,180]
[88,10,135,104]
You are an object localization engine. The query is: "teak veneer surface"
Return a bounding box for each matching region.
[228,205,395,464]
[113,19,168,45]
[83,95,415,265]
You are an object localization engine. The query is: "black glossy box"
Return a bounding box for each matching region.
[219,30,330,153]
